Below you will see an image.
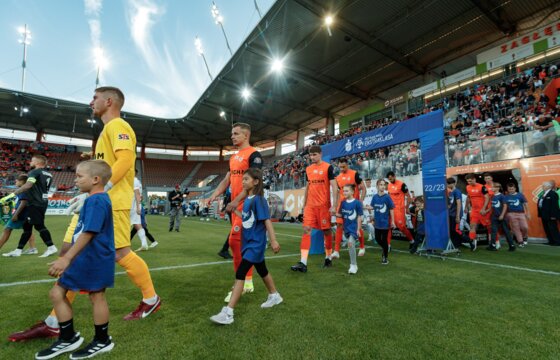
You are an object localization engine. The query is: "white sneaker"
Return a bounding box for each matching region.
[210,307,234,325]
[261,293,283,308]
[348,264,358,274]
[22,248,38,255]
[224,291,232,303]
[495,241,501,250]
[149,241,159,248]
[135,246,149,252]
[358,248,366,257]
[39,245,58,258]
[243,280,254,294]
[331,251,340,259]
[3,249,22,257]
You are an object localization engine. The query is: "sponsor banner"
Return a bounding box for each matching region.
[322,111,448,250]
[46,194,73,215]
[441,67,476,88]
[486,45,533,70]
[384,94,406,108]
[447,154,560,239]
[410,81,438,98]
[477,20,560,64]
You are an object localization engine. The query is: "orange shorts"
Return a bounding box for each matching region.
[470,209,490,226]
[304,206,331,230]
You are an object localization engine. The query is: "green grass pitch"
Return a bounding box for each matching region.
[1,215,559,359]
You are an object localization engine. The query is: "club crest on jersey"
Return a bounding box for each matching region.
[322,219,327,224]
[319,170,323,175]
[233,225,240,232]
[234,155,244,162]
[118,134,130,140]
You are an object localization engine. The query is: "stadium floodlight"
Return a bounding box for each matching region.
[22,107,29,113]
[219,110,226,118]
[211,2,233,57]
[18,24,31,92]
[195,36,213,81]
[241,87,252,100]
[271,58,284,73]
[324,15,334,36]
[93,47,109,89]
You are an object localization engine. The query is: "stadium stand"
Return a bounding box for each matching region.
[142,158,197,188]
[187,161,228,188]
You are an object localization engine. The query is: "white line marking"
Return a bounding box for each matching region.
[2,222,558,288]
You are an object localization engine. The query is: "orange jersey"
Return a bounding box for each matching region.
[336,170,360,206]
[484,183,494,209]
[387,180,408,209]
[467,183,488,209]
[229,146,260,210]
[305,162,334,208]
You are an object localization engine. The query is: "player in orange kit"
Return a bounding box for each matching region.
[291,145,338,272]
[386,171,414,249]
[465,173,491,251]
[331,158,366,259]
[209,123,263,301]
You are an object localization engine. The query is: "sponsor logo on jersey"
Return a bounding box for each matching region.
[118,134,130,140]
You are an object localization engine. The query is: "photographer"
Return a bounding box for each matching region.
[168,184,188,232]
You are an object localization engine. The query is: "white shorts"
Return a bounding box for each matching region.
[130,207,141,225]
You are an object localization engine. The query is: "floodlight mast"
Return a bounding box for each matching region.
[18,24,31,92]
[211,2,233,57]
[195,37,214,81]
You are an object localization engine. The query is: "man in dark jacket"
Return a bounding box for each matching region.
[538,181,560,246]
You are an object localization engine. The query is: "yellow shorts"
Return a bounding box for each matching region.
[113,209,131,249]
[63,214,80,244]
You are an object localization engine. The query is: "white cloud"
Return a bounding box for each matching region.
[88,19,101,48]
[84,0,102,16]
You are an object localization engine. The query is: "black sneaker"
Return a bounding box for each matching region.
[290,262,307,273]
[35,333,84,360]
[175,229,180,232]
[508,246,516,252]
[217,251,231,259]
[168,228,173,232]
[70,337,114,359]
[322,258,332,268]
[486,246,497,251]
[381,256,389,265]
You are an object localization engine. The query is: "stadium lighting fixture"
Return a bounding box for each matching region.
[22,107,29,113]
[18,24,31,92]
[195,37,213,81]
[219,110,226,118]
[271,58,284,73]
[324,15,334,36]
[14,106,18,111]
[211,2,233,57]
[93,47,109,89]
[241,87,252,100]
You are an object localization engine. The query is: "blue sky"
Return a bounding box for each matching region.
[0,0,275,118]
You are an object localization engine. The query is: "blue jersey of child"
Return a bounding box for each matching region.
[59,193,115,292]
[504,193,526,212]
[448,188,463,218]
[340,199,363,239]
[370,194,394,230]
[491,193,506,219]
[241,195,270,263]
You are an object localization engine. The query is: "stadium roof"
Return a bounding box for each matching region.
[1,0,558,149]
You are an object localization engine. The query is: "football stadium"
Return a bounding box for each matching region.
[1,0,559,359]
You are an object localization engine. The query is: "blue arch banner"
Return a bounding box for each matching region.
[322,110,449,250]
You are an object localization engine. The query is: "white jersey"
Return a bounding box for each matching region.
[363,184,377,209]
[132,177,142,209]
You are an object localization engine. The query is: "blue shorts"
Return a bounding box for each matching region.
[6,219,24,230]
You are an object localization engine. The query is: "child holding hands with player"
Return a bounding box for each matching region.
[36,160,115,360]
[210,168,282,325]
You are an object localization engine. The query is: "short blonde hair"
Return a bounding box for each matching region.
[77,160,112,185]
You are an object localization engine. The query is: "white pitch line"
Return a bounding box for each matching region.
[2,223,558,288]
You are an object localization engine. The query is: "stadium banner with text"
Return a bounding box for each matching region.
[477,20,560,64]
[46,194,73,215]
[322,110,448,249]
